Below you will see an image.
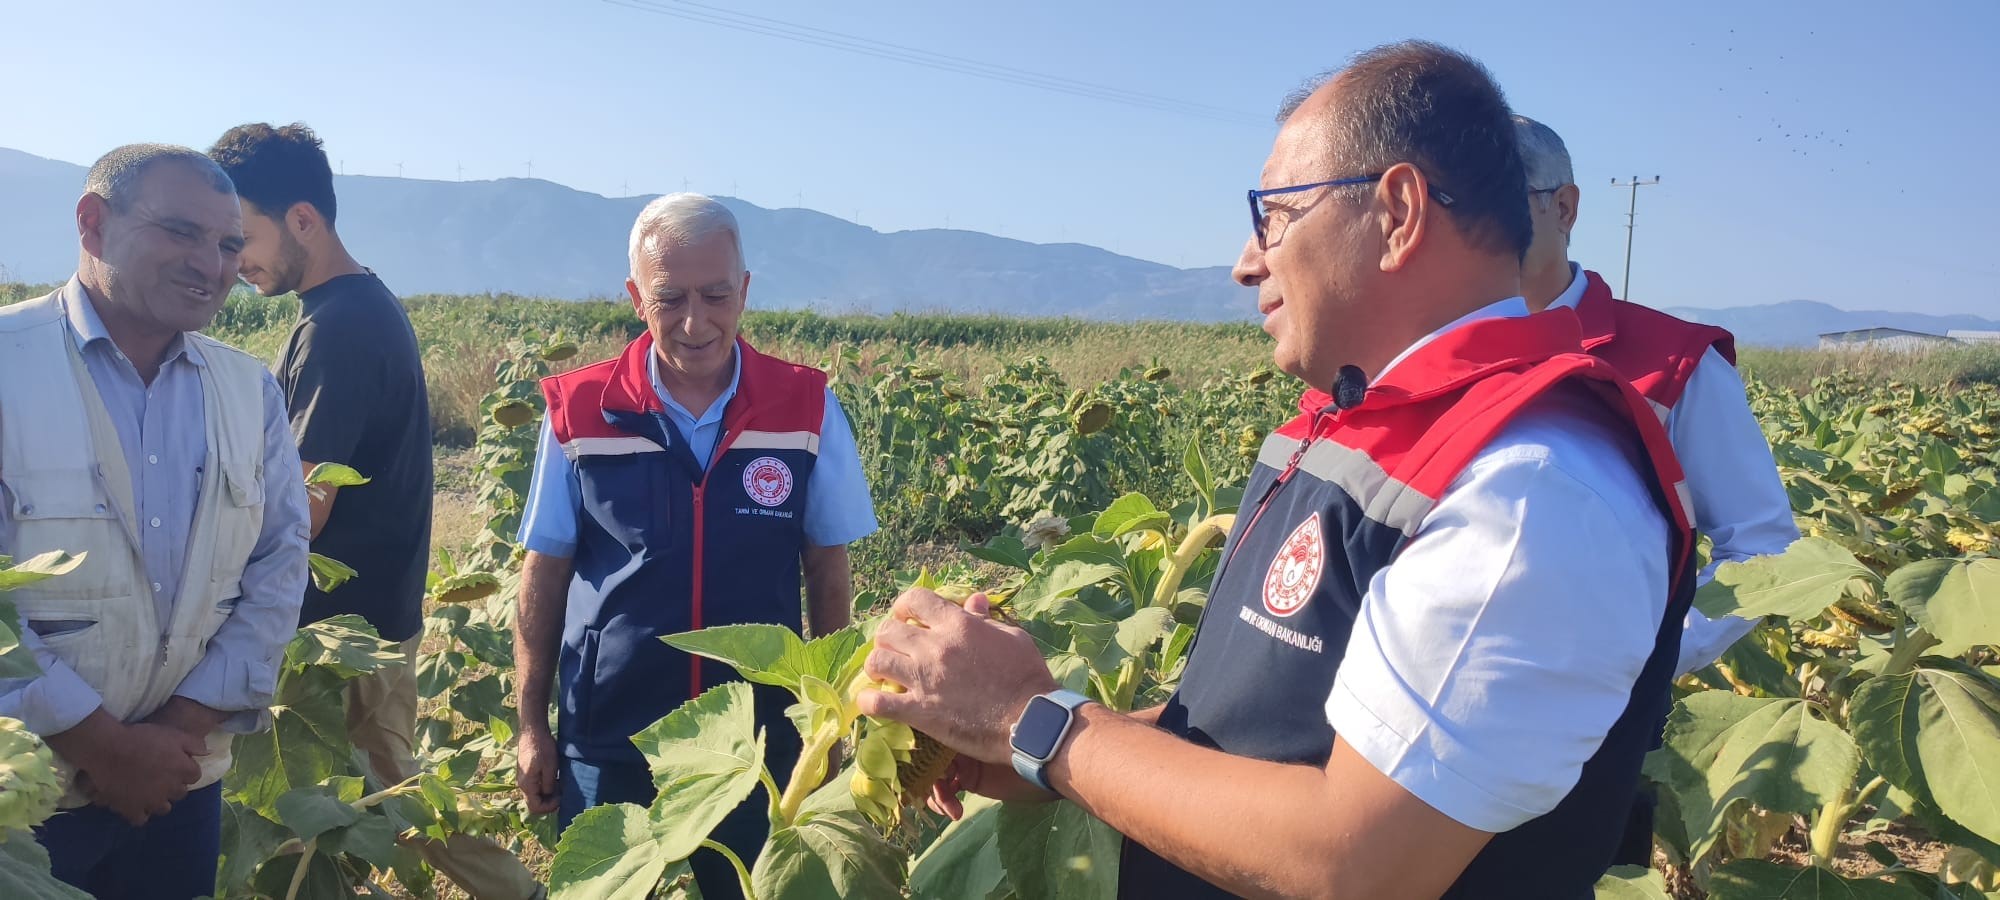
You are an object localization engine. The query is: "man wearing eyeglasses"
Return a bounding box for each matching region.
[1513,114,1801,866]
[854,40,1699,898]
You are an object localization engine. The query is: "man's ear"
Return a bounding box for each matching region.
[289,202,324,240]
[1555,184,1580,240]
[77,193,111,260]
[626,278,644,314]
[1376,162,1432,273]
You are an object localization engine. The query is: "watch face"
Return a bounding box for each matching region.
[1013,695,1072,759]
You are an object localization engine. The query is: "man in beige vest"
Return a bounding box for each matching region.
[0,144,310,899]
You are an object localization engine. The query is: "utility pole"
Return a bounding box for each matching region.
[456,162,463,181]
[396,162,404,178]
[1610,175,1661,300]
[682,177,691,193]
[525,159,534,179]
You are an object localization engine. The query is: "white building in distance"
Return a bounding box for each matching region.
[1818,327,1961,352]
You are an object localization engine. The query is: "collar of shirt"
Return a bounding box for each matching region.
[58,276,205,369]
[1371,295,1533,386]
[646,341,742,429]
[1544,261,1588,312]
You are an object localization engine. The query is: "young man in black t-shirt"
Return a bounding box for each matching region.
[210,124,543,900]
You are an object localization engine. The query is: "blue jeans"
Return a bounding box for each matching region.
[558,757,766,900]
[33,781,223,899]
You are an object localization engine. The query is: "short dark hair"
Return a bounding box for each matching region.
[1279,41,1533,260]
[207,122,339,227]
[84,144,234,213]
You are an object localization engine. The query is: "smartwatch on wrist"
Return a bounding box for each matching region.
[1008,689,1092,791]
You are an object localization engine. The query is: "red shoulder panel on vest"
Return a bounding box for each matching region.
[1266,307,1692,547]
[541,352,627,444]
[730,341,830,435]
[543,334,834,444]
[1578,269,1738,408]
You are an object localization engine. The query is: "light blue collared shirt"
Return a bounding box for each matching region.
[518,345,878,557]
[0,278,311,735]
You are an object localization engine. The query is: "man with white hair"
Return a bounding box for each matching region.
[1513,114,1800,865]
[511,193,877,897]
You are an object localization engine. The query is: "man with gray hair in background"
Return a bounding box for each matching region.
[1513,114,1800,864]
[511,193,877,898]
[0,144,310,898]
[1514,115,1797,677]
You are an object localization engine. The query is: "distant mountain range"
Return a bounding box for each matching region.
[0,147,1250,322]
[5,146,1996,345]
[1660,301,2000,349]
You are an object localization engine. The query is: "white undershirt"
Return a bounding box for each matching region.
[1327,273,1804,832]
[1324,386,1671,832]
[1546,262,1801,673]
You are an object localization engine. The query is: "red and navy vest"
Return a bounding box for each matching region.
[1122,309,1697,898]
[1575,268,1736,414]
[541,334,827,768]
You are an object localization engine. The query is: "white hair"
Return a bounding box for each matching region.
[1511,114,1574,194]
[627,192,744,277]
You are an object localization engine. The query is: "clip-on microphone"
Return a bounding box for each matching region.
[1275,364,1372,500]
[1332,364,1367,411]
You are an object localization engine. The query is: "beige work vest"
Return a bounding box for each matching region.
[0,290,268,807]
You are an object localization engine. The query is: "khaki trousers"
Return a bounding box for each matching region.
[347,637,543,900]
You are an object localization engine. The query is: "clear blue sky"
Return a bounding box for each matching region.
[6,0,1996,315]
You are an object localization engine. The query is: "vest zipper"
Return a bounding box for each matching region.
[686,426,733,699]
[690,487,706,695]
[1219,406,1337,577]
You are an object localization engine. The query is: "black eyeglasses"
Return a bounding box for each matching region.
[1248,174,1457,248]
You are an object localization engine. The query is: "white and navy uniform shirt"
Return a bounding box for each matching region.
[1129,298,1698,898]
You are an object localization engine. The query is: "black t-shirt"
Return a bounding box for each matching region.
[279,272,432,642]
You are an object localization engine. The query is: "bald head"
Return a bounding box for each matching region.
[1273,41,1532,261]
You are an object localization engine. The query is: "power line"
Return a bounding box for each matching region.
[1610,175,1661,300]
[601,0,1266,127]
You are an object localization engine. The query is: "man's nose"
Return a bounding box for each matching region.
[1232,236,1268,287]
